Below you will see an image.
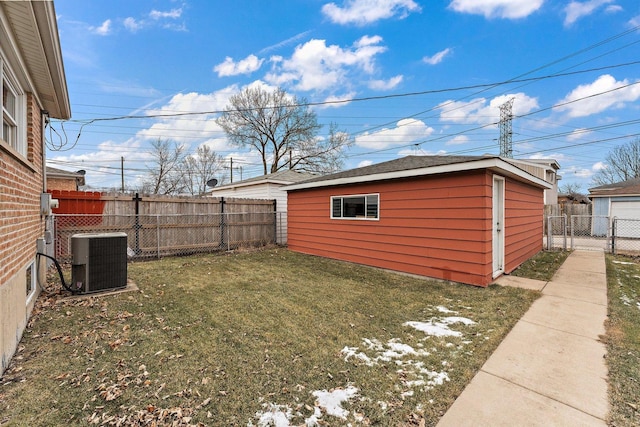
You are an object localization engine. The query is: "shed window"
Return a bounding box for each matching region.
[331,194,379,220]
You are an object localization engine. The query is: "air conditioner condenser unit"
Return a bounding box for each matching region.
[71,232,128,294]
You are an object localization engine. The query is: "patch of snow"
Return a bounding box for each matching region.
[340,346,373,366]
[404,315,475,338]
[612,260,636,265]
[621,295,632,306]
[401,390,414,398]
[377,400,388,411]
[254,403,293,427]
[304,407,322,427]
[312,386,359,420]
[436,306,457,314]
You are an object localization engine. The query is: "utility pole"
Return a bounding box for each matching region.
[230,157,233,183]
[121,156,125,192]
[499,98,515,158]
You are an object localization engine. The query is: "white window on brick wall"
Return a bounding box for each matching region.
[1,58,26,156]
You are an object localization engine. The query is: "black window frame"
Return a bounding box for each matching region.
[330,193,379,220]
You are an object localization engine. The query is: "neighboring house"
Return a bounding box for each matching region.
[285,155,551,287]
[506,158,560,204]
[0,1,70,374]
[207,170,317,244]
[46,166,85,191]
[589,178,640,238]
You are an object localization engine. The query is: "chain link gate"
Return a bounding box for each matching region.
[546,215,567,250]
[570,215,610,252]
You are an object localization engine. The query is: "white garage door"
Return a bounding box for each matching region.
[611,201,640,238]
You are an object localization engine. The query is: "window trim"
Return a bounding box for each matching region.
[330,193,380,221]
[0,55,26,157]
[26,261,36,302]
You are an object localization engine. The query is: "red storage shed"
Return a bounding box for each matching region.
[285,155,551,287]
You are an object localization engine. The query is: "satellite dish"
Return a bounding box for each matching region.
[206,178,218,188]
[76,170,86,175]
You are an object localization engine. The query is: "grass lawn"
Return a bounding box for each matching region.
[604,255,640,426]
[509,249,570,282]
[0,248,545,426]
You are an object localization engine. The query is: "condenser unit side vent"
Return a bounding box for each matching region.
[71,232,128,294]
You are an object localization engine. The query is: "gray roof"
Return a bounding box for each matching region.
[286,155,552,191]
[295,155,494,185]
[589,177,640,196]
[212,169,318,190]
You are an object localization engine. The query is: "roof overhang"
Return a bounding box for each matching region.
[285,157,552,191]
[0,1,70,119]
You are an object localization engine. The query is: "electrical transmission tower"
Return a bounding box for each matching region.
[499,98,515,158]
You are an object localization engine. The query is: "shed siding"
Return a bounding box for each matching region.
[288,170,495,286]
[503,178,544,273]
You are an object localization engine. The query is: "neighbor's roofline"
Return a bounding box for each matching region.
[285,157,552,191]
[210,177,298,192]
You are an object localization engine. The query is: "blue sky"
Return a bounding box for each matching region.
[48,0,640,192]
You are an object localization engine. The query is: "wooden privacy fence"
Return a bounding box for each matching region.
[50,194,281,260]
[544,204,591,234]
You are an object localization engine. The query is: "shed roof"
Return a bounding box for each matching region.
[285,155,552,191]
[589,177,640,197]
[209,170,318,192]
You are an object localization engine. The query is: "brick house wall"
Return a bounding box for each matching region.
[0,94,46,373]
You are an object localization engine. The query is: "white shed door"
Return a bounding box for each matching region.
[611,201,640,238]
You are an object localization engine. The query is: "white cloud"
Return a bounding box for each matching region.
[439,93,539,125]
[358,160,373,167]
[149,8,183,20]
[90,19,111,36]
[553,74,640,118]
[593,161,606,171]
[355,118,434,149]
[214,55,264,77]
[398,148,446,156]
[567,128,593,141]
[564,0,613,27]
[448,0,544,19]
[368,75,403,90]
[259,31,313,54]
[265,36,388,92]
[319,92,357,109]
[422,48,452,65]
[322,0,421,26]
[605,5,623,13]
[446,135,469,146]
[123,17,142,32]
[629,15,640,27]
[136,88,240,144]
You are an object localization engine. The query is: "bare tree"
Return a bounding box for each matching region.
[560,182,583,197]
[291,123,352,174]
[142,138,187,195]
[217,86,350,174]
[182,145,226,196]
[592,138,640,186]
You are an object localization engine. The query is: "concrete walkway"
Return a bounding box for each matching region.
[437,250,609,426]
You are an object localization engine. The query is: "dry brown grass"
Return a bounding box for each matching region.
[0,249,539,426]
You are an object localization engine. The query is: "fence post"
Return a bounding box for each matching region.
[546,216,551,251]
[133,193,142,254]
[156,214,161,259]
[219,197,226,250]
[611,217,616,255]
[273,199,278,245]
